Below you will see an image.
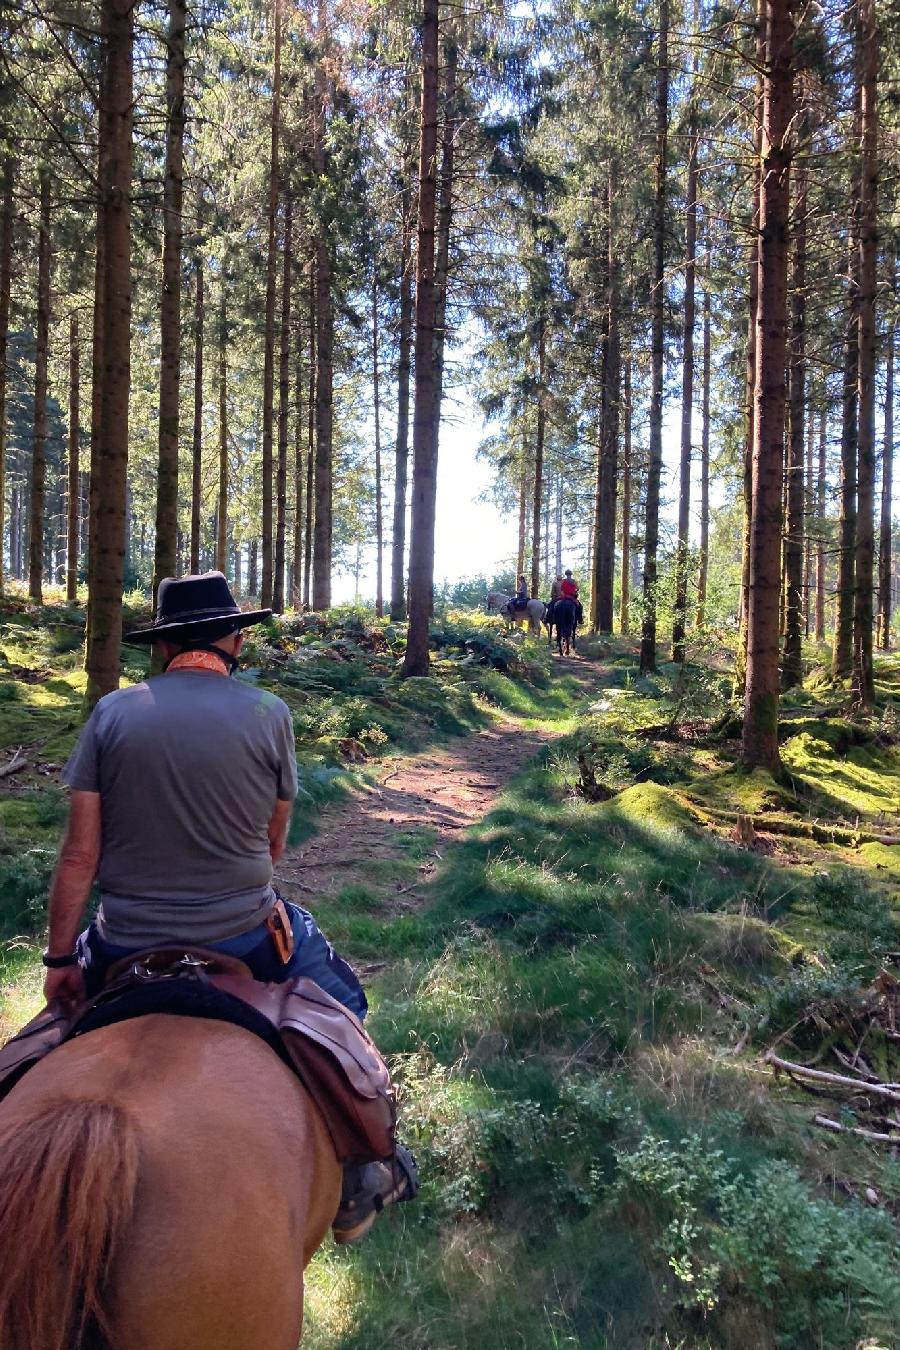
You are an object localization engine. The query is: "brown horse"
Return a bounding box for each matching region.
[0,1013,342,1350]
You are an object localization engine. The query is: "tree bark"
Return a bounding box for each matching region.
[833,94,861,680]
[274,190,292,612]
[852,0,877,705]
[673,114,698,661]
[29,172,51,605]
[189,257,203,573]
[741,0,793,771]
[373,274,384,616]
[152,0,186,601]
[401,0,439,677]
[216,284,227,573]
[735,0,766,694]
[516,432,528,580]
[248,538,258,596]
[596,296,619,630]
[304,264,315,609]
[815,405,826,641]
[804,377,814,636]
[312,0,333,611]
[782,135,806,689]
[879,264,894,650]
[620,357,632,634]
[696,258,711,628]
[389,170,413,621]
[66,314,80,601]
[555,473,563,580]
[430,34,458,608]
[531,317,546,600]
[292,264,304,607]
[85,0,133,706]
[0,157,13,596]
[639,0,669,673]
[260,0,282,607]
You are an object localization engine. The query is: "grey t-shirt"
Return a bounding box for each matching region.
[62,671,298,945]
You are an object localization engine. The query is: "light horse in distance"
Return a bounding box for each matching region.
[486,591,546,636]
[0,1013,342,1350]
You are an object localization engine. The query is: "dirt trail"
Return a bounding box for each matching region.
[275,720,554,914]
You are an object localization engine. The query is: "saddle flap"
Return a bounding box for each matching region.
[0,1002,76,1101]
[209,972,396,1161]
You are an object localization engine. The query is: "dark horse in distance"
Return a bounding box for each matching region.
[546,597,579,656]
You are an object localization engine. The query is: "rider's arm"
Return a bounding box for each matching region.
[46,789,102,956]
[268,798,291,863]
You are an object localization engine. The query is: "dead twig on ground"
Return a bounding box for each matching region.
[813,1115,900,1145]
[764,1051,900,1105]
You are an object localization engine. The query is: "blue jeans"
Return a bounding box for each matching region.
[77,900,368,1020]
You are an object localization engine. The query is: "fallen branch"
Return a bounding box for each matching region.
[0,748,29,780]
[813,1115,900,1145]
[693,806,899,848]
[764,1051,900,1105]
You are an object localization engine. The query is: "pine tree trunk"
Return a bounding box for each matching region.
[429,35,457,609]
[741,0,793,771]
[554,474,563,580]
[620,358,632,634]
[304,265,315,609]
[879,266,894,649]
[531,316,546,600]
[0,157,13,596]
[596,286,619,630]
[190,257,203,573]
[248,539,258,596]
[782,139,806,690]
[852,0,877,705]
[815,405,826,641]
[672,119,698,662]
[66,314,80,601]
[274,191,292,611]
[29,172,51,605]
[833,97,861,680]
[312,2,333,611]
[260,0,281,607]
[152,0,186,601]
[292,267,304,607]
[639,0,669,673]
[389,173,413,622]
[373,275,384,616]
[696,265,711,628]
[85,0,133,706]
[735,0,766,694]
[516,445,527,579]
[216,284,227,573]
[804,384,813,636]
[401,0,439,677]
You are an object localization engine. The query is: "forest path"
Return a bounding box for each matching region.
[274,657,601,946]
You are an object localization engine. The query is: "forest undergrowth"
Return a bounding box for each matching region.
[2,598,900,1347]
[301,634,900,1350]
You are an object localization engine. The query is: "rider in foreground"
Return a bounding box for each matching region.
[42,571,416,1243]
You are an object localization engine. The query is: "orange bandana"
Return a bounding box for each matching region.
[166,650,230,676]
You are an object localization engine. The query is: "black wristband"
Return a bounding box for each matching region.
[41,949,79,969]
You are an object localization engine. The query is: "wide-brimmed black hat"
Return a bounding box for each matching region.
[124,571,272,645]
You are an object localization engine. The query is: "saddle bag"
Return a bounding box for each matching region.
[0,956,396,1166]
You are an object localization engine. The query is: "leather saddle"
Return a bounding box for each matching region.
[0,948,396,1165]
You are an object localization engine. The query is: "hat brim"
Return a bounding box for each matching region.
[123,609,273,645]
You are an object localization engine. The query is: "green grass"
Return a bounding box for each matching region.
[300,647,900,1349]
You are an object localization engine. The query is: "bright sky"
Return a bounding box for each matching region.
[333,386,693,605]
